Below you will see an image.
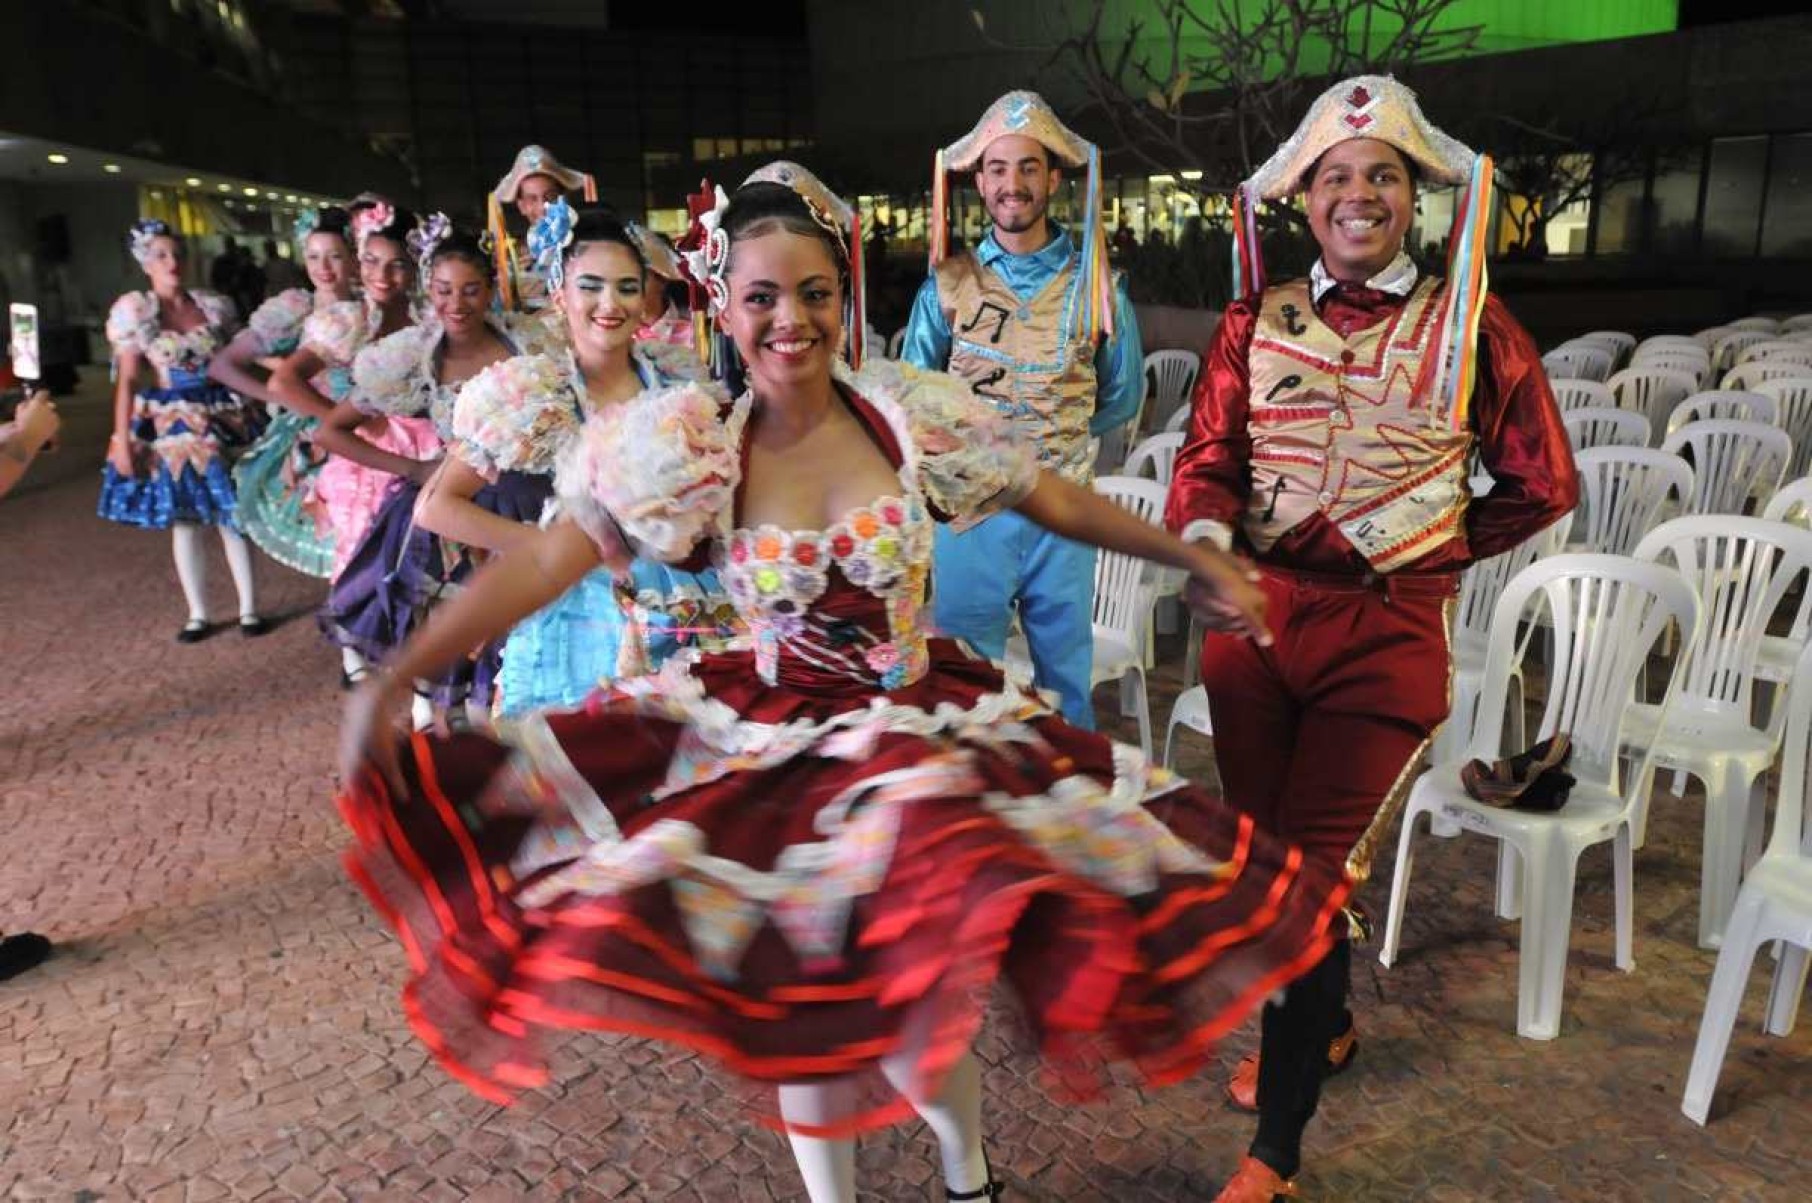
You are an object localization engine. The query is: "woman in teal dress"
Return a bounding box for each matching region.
[413,201,736,715]
[209,206,358,577]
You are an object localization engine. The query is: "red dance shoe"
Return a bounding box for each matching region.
[1212,1156,1297,1202]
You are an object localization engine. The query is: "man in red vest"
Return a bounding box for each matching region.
[1165,76,1578,1200]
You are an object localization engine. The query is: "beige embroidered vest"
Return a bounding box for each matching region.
[1244,277,1472,572]
[934,251,1102,484]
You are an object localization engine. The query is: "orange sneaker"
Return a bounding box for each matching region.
[1225,1020,1359,1112]
[1212,1156,1297,1202]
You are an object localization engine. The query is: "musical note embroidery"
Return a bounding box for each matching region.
[1260,478,1288,522]
[957,301,1011,345]
[971,367,1009,401]
[1263,374,1303,403]
[1280,303,1307,336]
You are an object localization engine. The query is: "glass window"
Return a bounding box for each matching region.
[691,138,714,162]
[1702,136,1767,257]
[1594,172,1646,254]
[1649,154,1702,255]
[1415,185,1456,261]
[1762,133,1812,259]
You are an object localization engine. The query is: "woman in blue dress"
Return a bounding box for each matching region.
[413,201,736,716]
[210,206,358,578]
[99,220,269,641]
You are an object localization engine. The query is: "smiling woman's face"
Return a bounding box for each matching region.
[558,240,645,358]
[719,226,843,394]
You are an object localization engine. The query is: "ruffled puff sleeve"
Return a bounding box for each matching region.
[499,308,568,361]
[449,353,580,481]
[632,339,707,388]
[300,300,368,366]
[856,359,1038,530]
[105,291,157,358]
[552,380,737,565]
[350,322,438,417]
[246,288,314,355]
[192,289,240,336]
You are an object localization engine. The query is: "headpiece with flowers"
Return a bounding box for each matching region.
[351,200,397,252]
[127,219,175,266]
[292,208,322,246]
[406,211,453,273]
[526,197,578,289]
[679,186,732,314]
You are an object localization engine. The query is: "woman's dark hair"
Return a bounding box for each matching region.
[428,228,492,278]
[722,182,850,283]
[311,205,352,242]
[562,206,647,275]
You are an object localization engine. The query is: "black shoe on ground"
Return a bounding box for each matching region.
[0,933,51,982]
[176,619,213,644]
[239,616,271,638]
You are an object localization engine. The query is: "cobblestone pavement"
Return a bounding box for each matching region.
[2,374,1808,1201]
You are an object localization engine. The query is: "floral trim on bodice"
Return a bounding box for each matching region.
[106,289,238,377]
[350,312,554,440]
[554,358,1041,693]
[453,342,708,481]
[301,299,389,403]
[246,288,314,356]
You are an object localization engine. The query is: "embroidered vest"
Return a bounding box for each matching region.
[1244,277,1471,572]
[934,250,1101,484]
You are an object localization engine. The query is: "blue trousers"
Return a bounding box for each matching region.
[932,512,1098,728]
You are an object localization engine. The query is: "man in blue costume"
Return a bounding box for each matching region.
[902,91,1145,728]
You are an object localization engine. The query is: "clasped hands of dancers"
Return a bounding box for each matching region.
[97,77,1575,1201]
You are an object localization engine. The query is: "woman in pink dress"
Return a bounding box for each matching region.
[337,166,1350,1202]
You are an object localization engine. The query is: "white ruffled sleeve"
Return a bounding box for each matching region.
[857,360,1039,529]
[105,292,156,357]
[246,288,313,354]
[449,354,581,481]
[553,381,738,564]
[350,323,437,417]
[632,339,707,387]
[499,309,568,361]
[300,301,367,365]
[192,289,240,335]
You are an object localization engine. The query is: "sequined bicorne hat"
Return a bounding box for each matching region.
[1234,75,1496,428]
[929,90,1115,338]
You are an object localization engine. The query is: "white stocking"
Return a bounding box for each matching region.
[218,526,258,619]
[171,522,209,623]
[881,1050,988,1196]
[341,647,367,679]
[411,691,435,732]
[777,1083,856,1203]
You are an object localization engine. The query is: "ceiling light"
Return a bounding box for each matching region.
[46,153,69,165]
[242,186,258,196]
[185,177,202,186]
[217,183,231,192]
[103,163,122,174]
[284,194,297,202]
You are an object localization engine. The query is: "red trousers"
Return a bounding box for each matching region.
[1199,567,1456,878]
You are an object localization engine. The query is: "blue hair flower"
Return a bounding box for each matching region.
[292,207,321,244]
[526,197,577,288]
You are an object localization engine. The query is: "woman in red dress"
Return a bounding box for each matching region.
[338,165,1352,1202]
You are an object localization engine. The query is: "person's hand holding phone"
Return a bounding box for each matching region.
[13,391,59,455]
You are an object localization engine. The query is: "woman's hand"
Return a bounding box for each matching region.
[106,434,138,477]
[1182,544,1272,646]
[340,674,410,795]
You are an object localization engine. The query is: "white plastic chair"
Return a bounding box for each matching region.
[1567,446,1694,556]
[1738,340,1812,369]
[1163,404,1192,434]
[885,328,906,360]
[1121,431,1184,486]
[1663,391,1777,440]
[1633,352,1712,388]
[1660,419,1791,517]
[1143,349,1201,434]
[1434,512,1575,772]
[1007,476,1162,756]
[1682,639,1812,1125]
[1549,378,1614,415]
[1714,331,1772,374]
[1578,330,1635,367]
[1628,517,1812,947]
[1164,684,1214,772]
[1722,360,1807,391]
[1638,334,1709,356]
[1544,344,1613,383]
[1730,317,1781,335]
[1380,554,1700,1039]
[1122,432,1189,652]
[1693,326,1737,352]
[1752,378,1812,478]
[1607,367,1696,447]
[1780,314,1812,334]
[1565,407,1650,452]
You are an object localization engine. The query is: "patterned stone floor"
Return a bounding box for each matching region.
[1,374,1808,1200]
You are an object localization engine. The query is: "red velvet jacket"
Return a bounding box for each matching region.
[1164,281,1579,575]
